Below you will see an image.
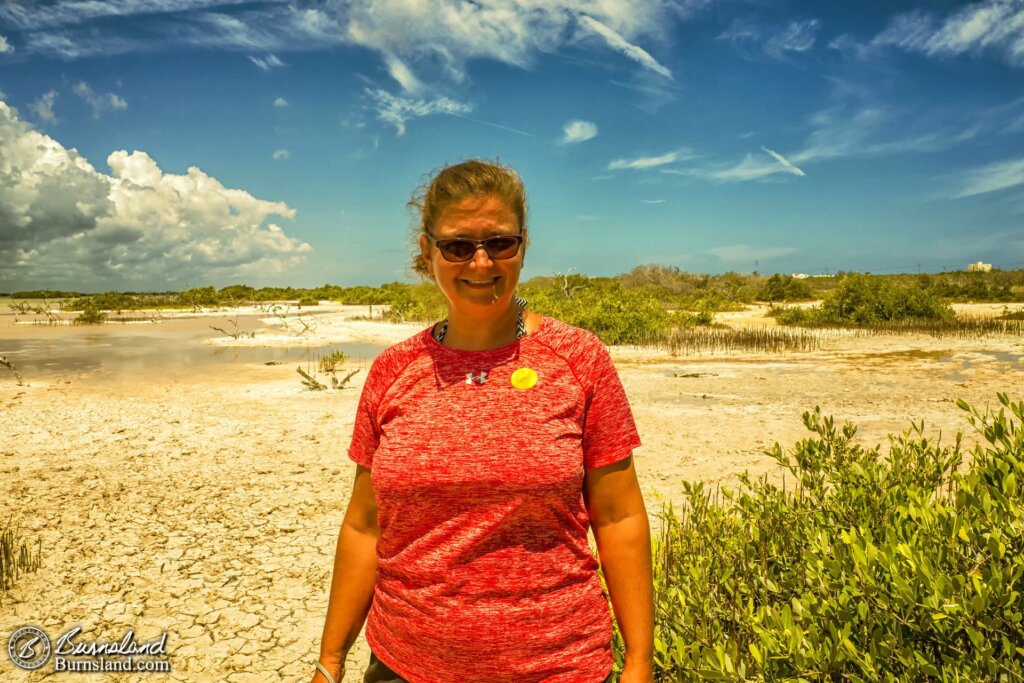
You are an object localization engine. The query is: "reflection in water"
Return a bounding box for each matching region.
[0,316,386,381]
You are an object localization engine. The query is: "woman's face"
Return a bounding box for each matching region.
[419,194,526,316]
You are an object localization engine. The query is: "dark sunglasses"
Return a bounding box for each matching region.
[427,234,524,262]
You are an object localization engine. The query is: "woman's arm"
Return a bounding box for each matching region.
[584,455,654,683]
[312,465,380,683]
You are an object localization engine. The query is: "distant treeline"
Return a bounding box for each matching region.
[9,267,1024,344]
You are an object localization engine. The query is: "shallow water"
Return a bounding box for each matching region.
[0,313,384,381]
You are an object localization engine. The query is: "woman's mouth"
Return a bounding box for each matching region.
[461,277,499,289]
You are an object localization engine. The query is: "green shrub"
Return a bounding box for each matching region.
[522,279,669,345]
[625,395,1024,681]
[772,274,953,326]
[74,301,107,325]
[759,274,813,302]
[298,295,320,307]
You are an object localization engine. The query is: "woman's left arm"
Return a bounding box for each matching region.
[585,455,655,683]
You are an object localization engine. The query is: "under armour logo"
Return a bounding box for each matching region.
[466,371,487,385]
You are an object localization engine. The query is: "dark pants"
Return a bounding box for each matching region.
[364,651,615,683]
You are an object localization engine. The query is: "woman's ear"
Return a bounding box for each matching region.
[418,233,433,278]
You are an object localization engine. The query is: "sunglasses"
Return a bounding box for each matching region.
[427,234,524,262]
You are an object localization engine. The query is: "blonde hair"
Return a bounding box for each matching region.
[408,159,528,277]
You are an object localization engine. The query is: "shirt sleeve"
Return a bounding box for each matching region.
[348,354,389,468]
[581,339,641,470]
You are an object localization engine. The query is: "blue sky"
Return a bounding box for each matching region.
[1,0,1023,291]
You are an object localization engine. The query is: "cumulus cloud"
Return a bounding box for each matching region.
[707,244,798,263]
[834,1,1024,67]
[608,152,678,170]
[249,54,284,70]
[30,90,58,124]
[956,157,1024,197]
[272,149,289,160]
[0,102,309,290]
[273,96,288,107]
[561,119,598,144]
[72,81,127,118]
[0,34,12,53]
[366,88,472,136]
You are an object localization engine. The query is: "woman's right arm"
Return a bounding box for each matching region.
[312,464,380,683]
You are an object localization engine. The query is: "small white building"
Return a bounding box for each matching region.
[968,261,992,272]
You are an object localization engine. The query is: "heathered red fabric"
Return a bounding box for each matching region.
[347,315,642,683]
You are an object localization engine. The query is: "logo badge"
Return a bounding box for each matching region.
[8,625,52,671]
[510,367,538,390]
[466,371,487,385]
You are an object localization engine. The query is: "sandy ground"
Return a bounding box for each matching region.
[1,302,1022,681]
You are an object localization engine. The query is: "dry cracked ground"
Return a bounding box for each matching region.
[1,307,1022,681]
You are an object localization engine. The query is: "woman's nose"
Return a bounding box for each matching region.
[470,245,494,268]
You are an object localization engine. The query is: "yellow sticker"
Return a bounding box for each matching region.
[510,367,538,390]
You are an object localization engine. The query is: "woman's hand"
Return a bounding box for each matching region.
[310,655,344,683]
[618,659,655,683]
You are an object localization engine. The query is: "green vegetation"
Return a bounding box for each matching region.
[74,300,107,325]
[609,395,1024,681]
[18,267,1022,345]
[1,519,42,602]
[772,274,954,326]
[758,274,813,303]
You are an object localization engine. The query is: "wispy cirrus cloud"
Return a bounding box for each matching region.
[577,15,672,78]
[72,81,127,118]
[249,54,284,70]
[30,90,58,124]
[956,158,1024,198]
[608,152,679,170]
[833,0,1024,67]
[562,120,598,144]
[1,1,687,94]
[718,18,820,61]
[365,89,472,137]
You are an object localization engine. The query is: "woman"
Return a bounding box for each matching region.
[312,160,654,683]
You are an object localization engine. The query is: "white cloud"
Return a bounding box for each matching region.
[956,157,1024,198]
[761,147,806,176]
[273,96,288,107]
[0,102,309,289]
[30,90,58,124]
[249,54,284,70]
[642,199,666,204]
[272,149,289,160]
[719,18,820,60]
[608,152,678,170]
[0,34,12,53]
[576,15,672,78]
[707,244,798,263]
[366,88,472,136]
[561,119,598,144]
[4,1,685,92]
[72,81,127,118]
[836,1,1024,67]
[383,53,423,94]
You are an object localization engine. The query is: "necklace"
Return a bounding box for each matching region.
[434,295,528,345]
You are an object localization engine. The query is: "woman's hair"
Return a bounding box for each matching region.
[408,159,528,278]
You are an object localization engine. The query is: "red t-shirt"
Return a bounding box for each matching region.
[348,315,642,683]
